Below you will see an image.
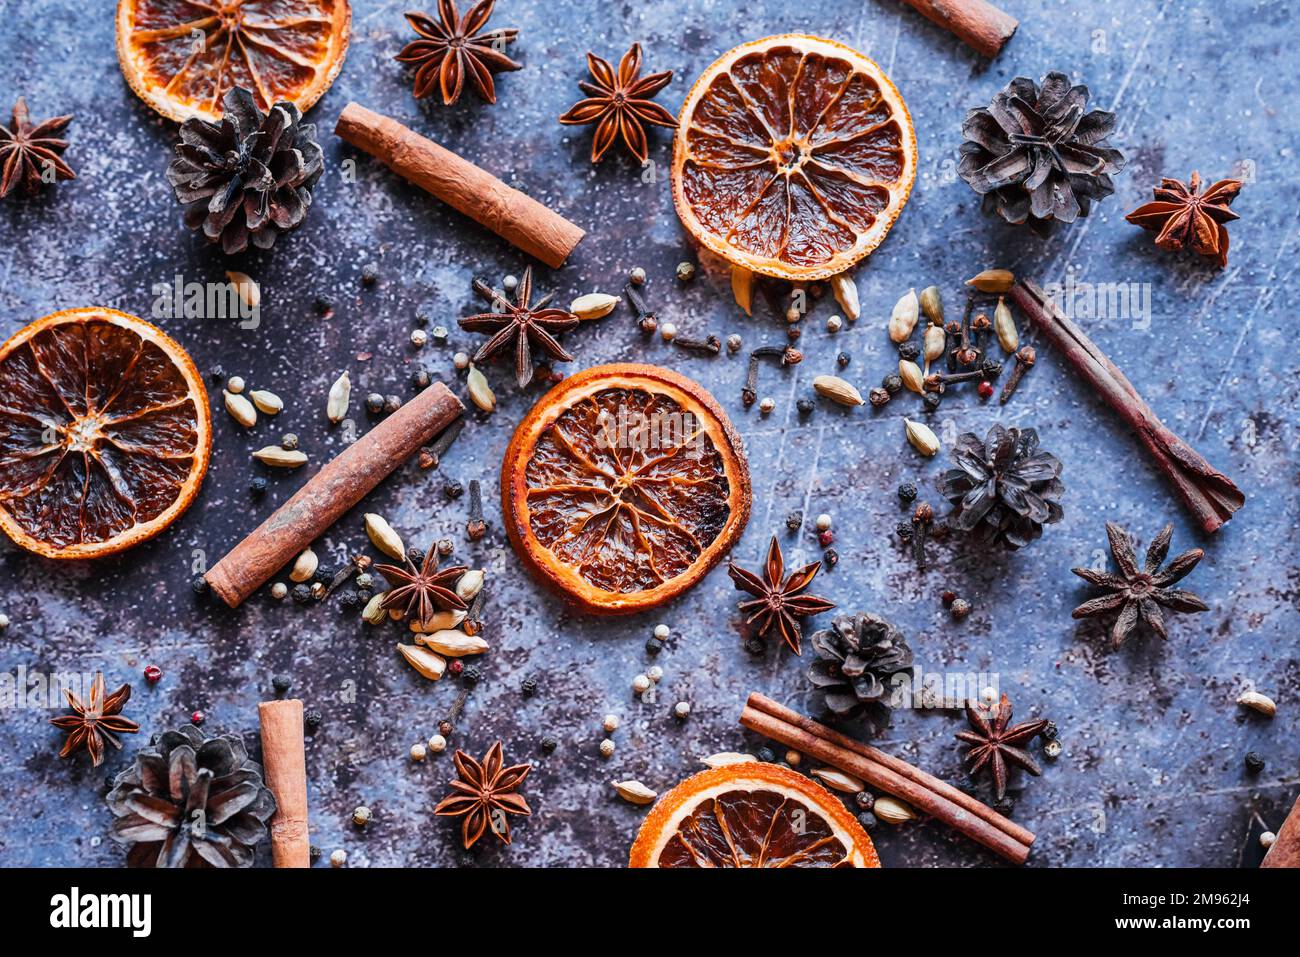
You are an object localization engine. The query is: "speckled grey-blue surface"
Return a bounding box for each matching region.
[1,0,1297,868]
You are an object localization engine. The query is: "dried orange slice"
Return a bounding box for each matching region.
[672,34,917,280]
[0,308,211,559]
[502,363,750,615]
[629,763,880,867]
[116,0,352,123]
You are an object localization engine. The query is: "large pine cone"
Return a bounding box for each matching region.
[958,72,1124,228]
[936,424,1064,549]
[166,87,323,254]
[106,725,276,868]
[808,613,913,721]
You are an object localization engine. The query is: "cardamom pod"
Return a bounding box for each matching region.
[831,273,860,321]
[966,268,1015,293]
[612,780,658,805]
[409,608,467,633]
[919,285,944,325]
[417,629,489,658]
[888,288,919,342]
[251,446,307,468]
[226,270,260,309]
[223,390,257,428]
[326,371,350,424]
[570,292,620,320]
[1236,691,1277,717]
[994,296,1019,353]
[396,642,446,681]
[898,359,924,394]
[289,546,318,583]
[249,389,283,415]
[810,768,865,793]
[467,364,495,412]
[731,265,754,316]
[812,375,865,407]
[700,752,758,768]
[361,591,388,625]
[904,418,940,457]
[364,512,405,560]
[923,323,946,362]
[455,569,485,601]
[873,795,916,824]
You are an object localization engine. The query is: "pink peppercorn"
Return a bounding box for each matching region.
[818,530,834,547]
[143,665,162,684]
[190,710,206,726]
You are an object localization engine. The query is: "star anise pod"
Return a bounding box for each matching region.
[460,266,579,387]
[1125,171,1242,268]
[49,674,140,768]
[558,43,676,164]
[433,741,532,848]
[1071,522,1207,648]
[395,1,521,105]
[1,97,75,199]
[728,535,835,656]
[376,548,468,626]
[955,693,1048,801]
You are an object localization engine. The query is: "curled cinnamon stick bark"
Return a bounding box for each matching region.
[336,103,586,268]
[1011,279,1244,533]
[901,0,1018,58]
[259,699,309,868]
[1262,796,1300,868]
[206,382,464,607]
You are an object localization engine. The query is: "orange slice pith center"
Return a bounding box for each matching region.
[523,386,732,595]
[123,0,342,115]
[679,38,911,271]
[0,318,202,549]
[659,787,854,867]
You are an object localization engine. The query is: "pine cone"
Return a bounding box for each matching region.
[166,87,323,254]
[807,613,913,721]
[936,424,1064,549]
[106,725,276,868]
[958,72,1124,228]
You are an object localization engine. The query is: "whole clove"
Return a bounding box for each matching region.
[466,480,487,541]
[999,346,1036,404]
[911,502,934,571]
[624,282,657,334]
[419,418,464,471]
[462,588,486,637]
[675,333,722,355]
[742,353,759,407]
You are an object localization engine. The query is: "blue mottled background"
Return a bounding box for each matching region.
[1,0,1296,867]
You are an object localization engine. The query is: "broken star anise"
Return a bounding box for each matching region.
[376,547,468,626]
[395,1,521,105]
[558,43,676,164]
[1,97,75,199]
[434,740,532,848]
[1125,171,1242,268]
[460,266,579,387]
[1071,521,1207,648]
[955,693,1048,801]
[728,535,835,656]
[49,673,140,768]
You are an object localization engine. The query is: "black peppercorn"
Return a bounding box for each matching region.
[744,637,765,656]
[644,637,661,655]
[249,476,268,496]
[540,736,558,754]
[365,393,384,415]
[406,547,424,566]
[361,262,378,286]
[785,510,803,531]
[1040,720,1059,741]
[462,666,481,687]
[521,675,538,697]
[882,373,903,394]
[992,796,1016,816]
[444,481,464,500]
[291,583,312,604]
[854,791,874,811]
[757,747,776,763]
[836,352,850,368]
[922,390,942,411]
[414,309,430,327]
[796,397,814,415]
[339,590,361,610]
[411,369,432,390]
[896,521,914,540]
[272,674,292,694]
[898,481,917,502]
[383,394,402,414]
[313,296,333,316]
[191,575,208,595]
[438,720,453,736]
[304,708,322,731]
[857,811,878,831]
[1245,751,1266,774]
[898,342,920,360]
[209,364,226,381]
[309,845,322,862]
[868,387,890,407]
[823,547,838,567]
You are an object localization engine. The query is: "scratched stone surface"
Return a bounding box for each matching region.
[1,0,1297,869]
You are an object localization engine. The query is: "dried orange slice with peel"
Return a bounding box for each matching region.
[502,363,750,615]
[0,308,211,559]
[672,34,917,280]
[116,0,351,123]
[629,763,880,867]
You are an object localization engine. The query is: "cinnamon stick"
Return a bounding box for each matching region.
[1011,279,1244,533]
[205,382,464,607]
[1262,795,1300,868]
[900,0,1018,58]
[336,103,586,269]
[258,699,310,868]
[740,701,1032,864]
